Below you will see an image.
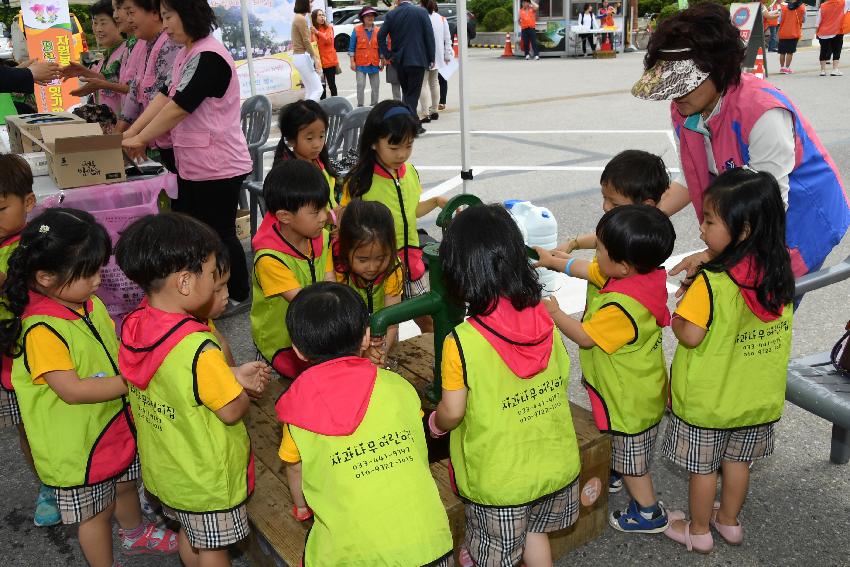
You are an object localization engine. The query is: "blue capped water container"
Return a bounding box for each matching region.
[504,200,559,295]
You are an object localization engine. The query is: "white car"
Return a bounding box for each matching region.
[0,23,14,61]
[333,9,388,52]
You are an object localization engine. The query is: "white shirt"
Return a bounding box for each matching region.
[578,12,598,31]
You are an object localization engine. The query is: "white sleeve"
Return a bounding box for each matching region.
[816,8,822,26]
[846,0,850,12]
[747,108,795,208]
[670,120,687,189]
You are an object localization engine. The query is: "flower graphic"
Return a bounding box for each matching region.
[30,2,60,24]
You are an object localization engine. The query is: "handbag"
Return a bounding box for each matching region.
[336,64,342,75]
[830,320,850,376]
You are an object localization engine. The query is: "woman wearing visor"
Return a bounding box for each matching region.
[632,3,849,281]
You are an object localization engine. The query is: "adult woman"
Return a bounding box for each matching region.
[120,0,181,169]
[815,0,850,76]
[292,0,323,101]
[348,6,382,107]
[418,0,451,122]
[577,3,597,57]
[632,2,848,282]
[122,0,252,309]
[311,8,339,99]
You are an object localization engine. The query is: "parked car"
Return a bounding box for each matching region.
[437,3,476,43]
[333,8,389,52]
[331,5,365,25]
[13,11,87,63]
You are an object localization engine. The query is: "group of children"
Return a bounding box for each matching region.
[0,95,796,566]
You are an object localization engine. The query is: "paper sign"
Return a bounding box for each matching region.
[438,59,459,81]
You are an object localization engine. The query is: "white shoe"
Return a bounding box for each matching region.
[820,70,827,76]
[525,54,530,60]
[831,70,843,76]
[534,55,539,60]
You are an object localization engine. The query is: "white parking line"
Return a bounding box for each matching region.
[422,129,674,135]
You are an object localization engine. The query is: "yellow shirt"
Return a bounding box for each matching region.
[335,265,405,298]
[673,272,711,330]
[581,258,636,354]
[441,336,465,391]
[255,252,334,298]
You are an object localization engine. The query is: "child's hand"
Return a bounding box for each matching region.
[541,296,562,317]
[365,344,386,366]
[556,236,580,253]
[533,246,569,270]
[436,196,449,208]
[233,361,272,399]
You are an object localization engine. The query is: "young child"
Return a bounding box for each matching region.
[0,208,177,567]
[251,160,335,378]
[335,199,403,365]
[538,205,676,535]
[276,282,453,564]
[273,99,340,210]
[342,100,447,332]
[0,154,59,527]
[662,168,794,553]
[430,204,582,567]
[116,212,270,567]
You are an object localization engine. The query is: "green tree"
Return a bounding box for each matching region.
[469,0,511,25]
[213,7,276,53]
[482,6,513,31]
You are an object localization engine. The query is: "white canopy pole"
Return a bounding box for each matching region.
[457,0,472,193]
[240,0,258,96]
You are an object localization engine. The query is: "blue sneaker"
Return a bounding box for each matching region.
[609,499,669,533]
[34,483,61,527]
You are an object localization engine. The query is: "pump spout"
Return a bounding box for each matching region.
[370,292,442,338]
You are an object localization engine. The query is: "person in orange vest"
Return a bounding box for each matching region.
[598,0,616,46]
[519,0,540,60]
[311,8,340,99]
[777,0,807,74]
[762,0,781,52]
[348,6,383,106]
[816,0,850,76]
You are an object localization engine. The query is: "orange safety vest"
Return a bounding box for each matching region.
[601,6,615,27]
[313,24,339,68]
[778,3,805,39]
[763,1,780,26]
[519,7,537,29]
[354,25,381,67]
[817,0,844,36]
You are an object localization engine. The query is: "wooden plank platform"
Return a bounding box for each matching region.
[242,334,611,566]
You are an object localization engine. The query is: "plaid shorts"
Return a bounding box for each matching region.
[464,480,580,566]
[403,273,429,300]
[162,503,249,549]
[54,455,141,524]
[0,388,21,428]
[611,423,660,477]
[661,414,776,475]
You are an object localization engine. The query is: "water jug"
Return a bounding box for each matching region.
[505,200,559,295]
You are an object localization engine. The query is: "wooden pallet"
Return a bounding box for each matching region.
[242,334,611,566]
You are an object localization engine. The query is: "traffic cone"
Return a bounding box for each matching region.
[501,32,514,58]
[453,34,459,58]
[600,36,612,51]
[751,47,765,79]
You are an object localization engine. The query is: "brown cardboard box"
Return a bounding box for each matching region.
[6,112,86,153]
[29,123,126,189]
[235,209,250,241]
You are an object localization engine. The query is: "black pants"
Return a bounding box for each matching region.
[438,73,447,105]
[819,35,844,62]
[521,27,539,57]
[580,33,596,54]
[172,174,250,302]
[395,65,426,116]
[158,147,177,174]
[320,67,338,99]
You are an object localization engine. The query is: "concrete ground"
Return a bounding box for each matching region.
[2,43,850,566]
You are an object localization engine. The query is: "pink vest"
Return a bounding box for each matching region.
[140,32,173,149]
[168,36,252,181]
[91,42,127,117]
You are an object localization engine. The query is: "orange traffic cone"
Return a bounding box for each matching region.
[600,36,612,51]
[751,47,765,79]
[453,34,459,58]
[501,32,514,58]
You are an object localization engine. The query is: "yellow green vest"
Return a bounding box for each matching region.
[0,236,20,390]
[342,273,388,314]
[250,230,331,365]
[290,369,452,565]
[449,322,581,506]
[671,270,793,429]
[321,164,338,209]
[580,291,667,434]
[362,164,421,256]
[127,333,252,512]
[12,297,135,487]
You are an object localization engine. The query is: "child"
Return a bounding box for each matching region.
[348,6,382,107]
[430,204,582,566]
[335,199,403,365]
[0,154,58,527]
[276,282,453,564]
[251,160,335,377]
[538,204,676,535]
[0,208,177,567]
[116,212,271,566]
[273,99,340,210]
[662,168,794,553]
[342,100,447,332]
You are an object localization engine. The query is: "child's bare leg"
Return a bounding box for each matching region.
[623,473,656,507]
[688,471,717,535]
[114,480,143,529]
[199,548,232,567]
[523,532,553,567]
[717,460,749,526]
[178,529,200,567]
[77,503,116,567]
[414,315,434,334]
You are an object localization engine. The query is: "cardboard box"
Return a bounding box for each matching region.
[26,123,126,189]
[236,209,250,241]
[6,112,86,153]
[19,152,50,177]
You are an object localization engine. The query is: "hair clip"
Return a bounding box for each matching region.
[382,106,414,121]
[39,225,50,234]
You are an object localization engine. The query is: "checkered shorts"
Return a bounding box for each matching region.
[403,273,429,300]
[611,423,660,477]
[661,414,776,475]
[0,388,21,427]
[54,455,141,524]
[162,503,249,549]
[464,480,580,566]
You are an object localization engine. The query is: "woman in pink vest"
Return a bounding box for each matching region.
[632,3,849,291]
[122,0,253,311]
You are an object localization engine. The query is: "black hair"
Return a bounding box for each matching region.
[601,150,669,204]
[125,0,158,13]
[702,168,794,314]
[294,0,310,14]
[595,204,675,274]
[90,0,117,19]
[286,282,369,361]
[273,100,337,179]
[155,0,217,39]
[645,2,744,94]
[0,209,111,357]
[114,212,222,293]
[0,154,34,199]
[336,200,399,284]
[215,244,231,278]
[441,204,541,316]
[344,100,420,200]
[420,0,436,13]
[263,160,330,215]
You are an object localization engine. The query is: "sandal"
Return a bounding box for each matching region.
[291,505,313,522]
[120,523,178,555]
[663,516,714,554]
[710,501,743,545]
[437,104,446,111]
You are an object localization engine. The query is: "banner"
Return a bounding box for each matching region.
[21,0,81,112]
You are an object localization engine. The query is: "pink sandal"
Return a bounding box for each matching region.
[663,514,714,554]
[120,523,178,555]
[710,501,744,545]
